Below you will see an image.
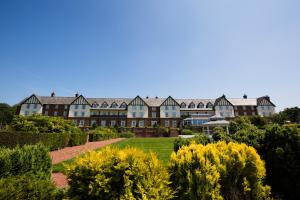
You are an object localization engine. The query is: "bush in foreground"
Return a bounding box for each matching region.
[66,147,174,200]
[0,144,51,178]
[169,142,271,200]
[0,174,60,200]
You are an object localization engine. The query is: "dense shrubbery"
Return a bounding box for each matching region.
[89,127,135,141]
[0,144,51,178]
[118,131,135,138]
[0,115,86,150]
[66,147,174,199]
[173,134,210,152]
[181,129,194,135]
[169,142,271,200]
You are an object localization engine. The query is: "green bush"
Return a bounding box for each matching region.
[0,174,60,200]
[0,144,51,178]
[169,142,271,200]
[174,134,210,152]
[88,127,118,142]
[118,131,135,138]
[0,131,86,150]
[66,147,174,199]
[181,129,194,135]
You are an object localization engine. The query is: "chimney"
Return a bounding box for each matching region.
[243,94,247,99]
[75,92,79,97]
[51,91,55,97]
[146,96,149,99]
[155,96,158,99]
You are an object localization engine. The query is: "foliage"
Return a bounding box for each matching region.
[0,103,17,128]
[249,116,268,128]
[66,147,174,200]
[229,117,253,134]
[119,131,135,138]
[269,112,287,125]
[88,127,119,141]
[280,107,300,123]
[174,134,211,152]
[212,127,232,142]
[9,115,82,134]
[169,142,271,200]
[0,131,86,150]
[0,174,61,200]
[0,144,51,178]
[263,125,300,200]
[181,129,194,135]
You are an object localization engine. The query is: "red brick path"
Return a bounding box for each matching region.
[51,138,126,188]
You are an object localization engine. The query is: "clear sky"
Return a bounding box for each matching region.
[0,0,299,111]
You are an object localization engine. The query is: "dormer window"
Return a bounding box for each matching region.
[101,102,108,108]
[120,102,127,108]
[206,102,213,108]
[197,103,204,108]
[92,103,98,108]
[111,102,118,108]
[180,103,186,108]
[188,103,195,108]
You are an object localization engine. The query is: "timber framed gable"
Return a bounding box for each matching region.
[214,95,233,107]
[70,95,90,105]
[128,96,148,106]
[161,96,180,106]
[21,94,42,105]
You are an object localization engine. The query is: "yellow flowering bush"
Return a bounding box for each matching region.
[66,147,174,200]
[169,141,271,200]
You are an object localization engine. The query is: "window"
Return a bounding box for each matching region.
[91,120,97,126]
[172,112,176,118]
[81,112,85,117]
[152,112,157,118]
[152,107,157,111]
[139,120,144,127]
[172,106,176,110]
[268,106,271,110]
[151,121,157,127]
[79,120,84,127]
[121,121,126,127]
[33,104,38,109]
[206,103,213,108]
[73,120,77,125]
[181,103,186,108]
[45,111,48,116]
[82,105,86,109]
[243,106,246,110]
[132,106,137,110]
[101,120,106,127]
[131,120,137,127]
[165,112,169,117]
[54,111,58,116]
[139,105,143,110]
[32,111,36,114]
[165,106,169,110]
[74,111,78,117]
[64,105,68,109]
[120,103,127,108]
[55,105,59,109]
[63,111,68,117]
[262,106,265,110]
[226,106,229,110]
[244,112,247,116]
[197,103,204,108]
[46,105,49,109]
[220,112,224,117]
[252,112,256,116]
[165,120,170,127]
[220,106,223,110]
[111,120,116,127]
[132,112,136,118]
[172,120,177,128]
[189,103,195,108]
[251,106,255,110]
[101,103,108,108]
[25,111,29,116]
[111,103,118,108]
[26,104,30,109]
[139,112,143,117]
[75,105,79,109]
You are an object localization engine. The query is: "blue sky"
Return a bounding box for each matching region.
[0,0,299,111]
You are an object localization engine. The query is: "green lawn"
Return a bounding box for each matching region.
[52,137,176,173]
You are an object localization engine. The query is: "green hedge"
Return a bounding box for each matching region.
[0,131,87,150]
[0,144,51,178]
[173,134,211,152]
[0,174,62,200]
[88,127,119,142]
[118,131,135,138]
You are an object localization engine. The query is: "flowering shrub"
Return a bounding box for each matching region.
[66,147,174,199]
[169,142,271,200]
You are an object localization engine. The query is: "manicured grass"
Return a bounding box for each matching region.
[52,137,176,173]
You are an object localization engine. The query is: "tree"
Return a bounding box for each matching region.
[249,116,268,128]
[0,103,17,128]
[281,107,300,123]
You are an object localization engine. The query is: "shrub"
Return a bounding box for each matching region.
[68,132,87,146]
[174,134,210,152]
[88,127,118,141]
[119,131,135,138]
[0,174,60,200]
[169,142,271,200]
[66,147,174,199]
[0,144,51,178]
[181,129,194,135]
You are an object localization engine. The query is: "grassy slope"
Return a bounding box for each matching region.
[52,137,176,173]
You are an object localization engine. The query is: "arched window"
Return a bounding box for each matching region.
[197,102,204,108]
[180,103,186,108]
[188,102,195,108]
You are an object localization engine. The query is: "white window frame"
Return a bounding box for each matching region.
[79,120,85,127]
[121,121,126,127]
[131,120,137,127]
[101,120,106,127]
[139,120,144,127]
[172,120,177,128]
[111,120,116,127]
[165,120,170,127]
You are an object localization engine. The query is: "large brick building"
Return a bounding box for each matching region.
[17,93,276,128]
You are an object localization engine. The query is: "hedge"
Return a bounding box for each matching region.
[66,147,174,199]
[173,134,211,152]
[88,127,119,142]
[0,144,52,179]
[0,174,62,200]
[0,131,87,150]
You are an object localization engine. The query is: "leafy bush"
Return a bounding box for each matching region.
[181,129,194,135]
[119,131,135,138]
[66,147,174,199]
[0,131,86,150]
[174,134,210,152]
[0,174,61,200]
[0,144,51,178]
[88,127,118,141]
[169,142,271,200]
[263,125,300,200]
